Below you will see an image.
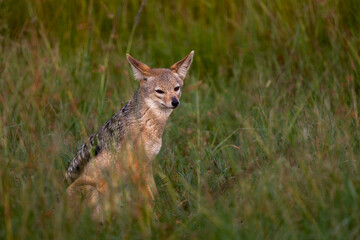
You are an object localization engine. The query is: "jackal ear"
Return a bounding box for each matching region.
[170,51,194,80]
[126,54,151,81]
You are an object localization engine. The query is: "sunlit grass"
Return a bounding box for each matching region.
[1,0,360,239]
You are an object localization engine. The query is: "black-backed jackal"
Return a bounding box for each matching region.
[65,51,194,220]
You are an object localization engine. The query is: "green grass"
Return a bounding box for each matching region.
[1,0,360,239]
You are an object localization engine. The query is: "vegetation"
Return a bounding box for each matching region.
[1,0,360,239]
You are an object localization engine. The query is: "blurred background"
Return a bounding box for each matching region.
[1,0,360,239]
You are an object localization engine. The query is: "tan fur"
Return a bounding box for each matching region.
[66,51,194,220]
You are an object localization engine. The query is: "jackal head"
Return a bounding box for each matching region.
[127,51,194,110]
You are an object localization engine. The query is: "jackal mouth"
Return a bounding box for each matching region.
[161,103,176,109]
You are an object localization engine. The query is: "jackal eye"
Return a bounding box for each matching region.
[174,86,180,91]
[155,89,164,94]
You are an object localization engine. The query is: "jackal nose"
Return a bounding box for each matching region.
[171,98,179,108]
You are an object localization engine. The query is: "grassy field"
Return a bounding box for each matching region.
[1,0,360,239]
